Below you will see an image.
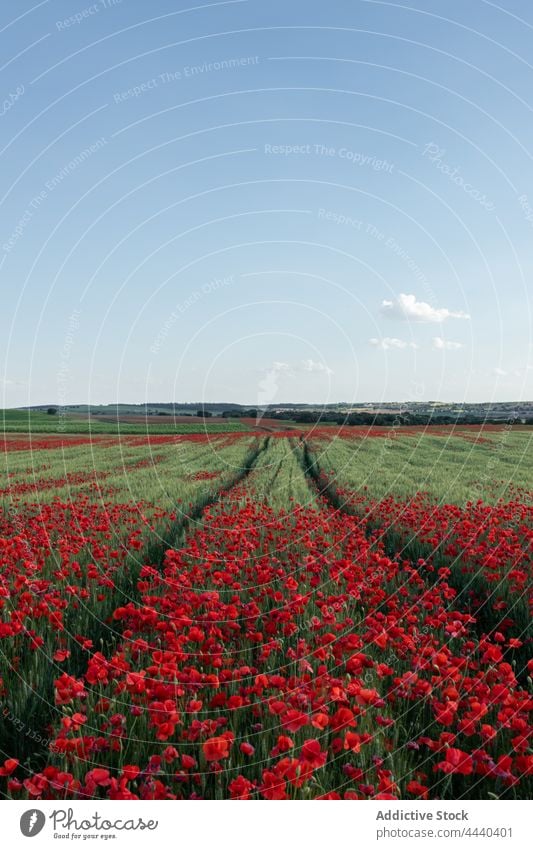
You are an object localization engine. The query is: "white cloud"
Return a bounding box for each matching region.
[370,337,418,350]
[381,293,470,323]
[493,367,507,377]
[301,359,334,375]
[432,337,464,350]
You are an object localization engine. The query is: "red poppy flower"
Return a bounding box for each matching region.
[121,765,140,783]
[300,739,327,769]
[229,775,255,799]
[344,732,362,753]
[281,709,308,732]
[436,748,473,776]
[86,768,111,787]
[406,780,429,798]
[203,736,231,762]
[0,759,19,776]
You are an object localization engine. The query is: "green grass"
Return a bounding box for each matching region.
[1,436,257,508]
[310,430,533,504]
[0,409,247,434]
[4,428,531,508]
[238,437,317,510]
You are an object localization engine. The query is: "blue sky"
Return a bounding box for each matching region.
[1,0,532,406]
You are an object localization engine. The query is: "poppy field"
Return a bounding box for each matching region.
[0,426,531,800]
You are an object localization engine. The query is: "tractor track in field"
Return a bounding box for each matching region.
[294,438,532,681]
[0,436,271,775]
[142,436,270,569]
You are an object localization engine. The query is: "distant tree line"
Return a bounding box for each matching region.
[230,410,533,426]
[221,409,258,418]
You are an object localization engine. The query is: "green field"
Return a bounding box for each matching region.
[0,409,247,434]
[308,429,533,504]
[1,434,257,508]
[2,426,531,507]
[0,426,531,801]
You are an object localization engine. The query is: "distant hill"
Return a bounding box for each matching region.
[12,401,533,426]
